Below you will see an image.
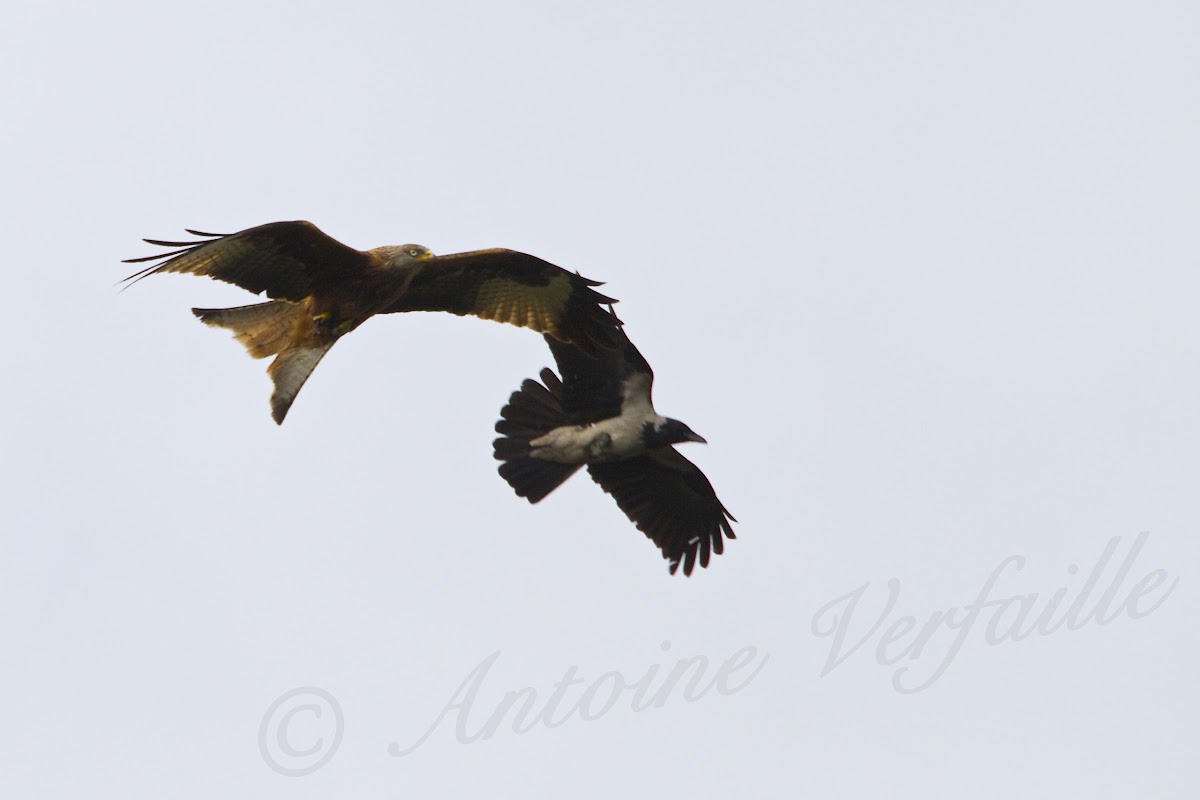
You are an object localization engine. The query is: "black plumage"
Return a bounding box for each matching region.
[494,328,736,575]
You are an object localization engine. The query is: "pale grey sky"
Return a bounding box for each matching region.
[2,1,1198,797]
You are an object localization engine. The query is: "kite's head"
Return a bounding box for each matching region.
[376,244,434,267]
[399,244,434,262]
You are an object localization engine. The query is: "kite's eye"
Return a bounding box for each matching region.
[409,247,422,258]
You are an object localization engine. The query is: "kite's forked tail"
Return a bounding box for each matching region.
[193,300,302,360]
[192,300,332,424]
[265,342,334,424]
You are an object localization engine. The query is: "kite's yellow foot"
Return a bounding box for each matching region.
[313,311,337,339]
[336,320,353,335]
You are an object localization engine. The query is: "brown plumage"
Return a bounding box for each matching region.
[123,220,622,423]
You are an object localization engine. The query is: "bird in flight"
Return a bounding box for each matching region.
[493,325,736,575]
[123,220,622,423]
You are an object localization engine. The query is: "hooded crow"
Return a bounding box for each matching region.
[493,327,735,575]
[123,221,622,423]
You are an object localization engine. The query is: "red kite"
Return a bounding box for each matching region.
[124,221,621,423]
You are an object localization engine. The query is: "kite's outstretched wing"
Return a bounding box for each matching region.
[122,220,371,301]
[383,249,622,356]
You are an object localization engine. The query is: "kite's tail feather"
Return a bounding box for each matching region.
[194,300,330,424]
[493,368,581,503]
[267,343,335,425]
[193,301,302,360]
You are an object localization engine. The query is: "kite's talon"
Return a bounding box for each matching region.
[312,312,335,337]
